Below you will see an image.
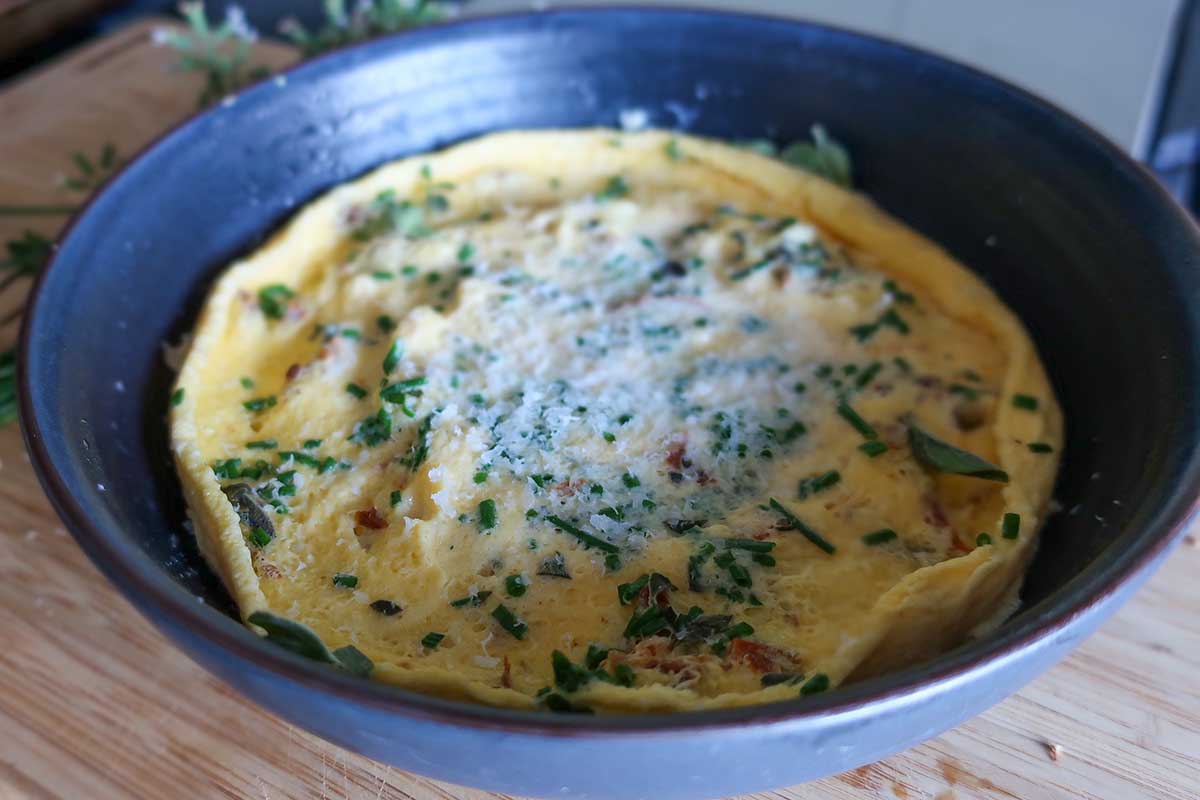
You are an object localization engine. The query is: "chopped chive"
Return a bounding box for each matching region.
[332,573,358,588]
[389,490,403,506]
[457,242,475,262]
[505,574,528,597]
[855,361,883,390]
[729,258,772,281]
[302,439,322,449]
[371,270,393,280]
[491,604,527,639]
[421,632,445,649]
[339,327,361,340]
[401,265,418,277]
[1012,394,1039,410]
[793,381,807,394]
[1002,512,1021,539]
[797,470,840,500]
[862,529,897,545]
[376,314,396,332]
[603,432,616,443]
[478,499,498,531]
[768,498,836,554]
[240,377,255,389]
[257,284,294,319]
[976,533,992,546]
[370,599,402,616]
[858,440,889,457]
[800,673,830,696]
[247,527,272,548]
[622,473,640,488]
[243,395,277,412]
[345,383,367,399]
[878,308,910,334]
[473,468,489,484]
[721,539,776,553]
[545,514,618,553]
[247,439,277,450]
[596,175,629,201]
[383,340,403,375]
[449,590,491,608]
[1028,442,1054,453]
[665,138,683,161]
[837,402,877,439]
[170,388,185,407]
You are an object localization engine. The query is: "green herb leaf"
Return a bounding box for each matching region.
[906,419,1008,482]
[332,573,358,588]
[797,470,840,500]
[247,610,336,664]
[449,590,492,608]
[332,644,374,677]
[862,529,897,546]
[383,339,403,375]
[545,514,618,554]
[421,632,445,650]
[1002,512,1021,539]
[491,603,527,639]
[799,672,830,696]
[1013,394,1039,411]
[779,125,852,187]
[257,284,294,320]
[504,573,527,597]
[478,499,498,531]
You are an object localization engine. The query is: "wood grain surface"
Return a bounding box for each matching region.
[0,19,1197,800]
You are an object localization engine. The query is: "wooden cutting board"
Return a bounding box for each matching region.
[0,19,1196,800]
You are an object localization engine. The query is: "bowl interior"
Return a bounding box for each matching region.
[23,8,1200,704]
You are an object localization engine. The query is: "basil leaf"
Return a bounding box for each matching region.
[906,419,1009,482]
[332,645,374,677]
[247,611,336,664]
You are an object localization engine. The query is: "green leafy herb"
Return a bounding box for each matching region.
[1028,442,1054,453]
[331,645,373,677]
[370,599,402,616]
[768,498,836,555]
[799,672,830,696]
[257,284,294,320]
[720,538,776,553]
[478,499,498,531]
[858,440,889,458]
[778,125,852,187]
[61,143,121,192]
[279,0,447,57]
[383,339,403,375]
[596,175,629,201]
[837,402,877,439]
[399,413,432,467]
[157,3,272,107]
[665,138,683,161]
[537,552,571,579]
[862,529,897,546]
[906,419,1008,482]
[169,387,185,407]
[243,395,277,412]
[389,490,403,506]
[345,382,368,399]
[504,574,528,597]
[1002,512,1021,539]
[797,470,840,500]
[350,407,392,447]
[976,533,993,546]
[247,527,272,548]
[623,605,671,638]
[1013,394,1039,411]
[332,573,358,589]
[247,611,336,664]
[449,590,491,608]
[545,515,618,554]
[491,603,527,639]
[421,632,445,649]
[352,190,428,241]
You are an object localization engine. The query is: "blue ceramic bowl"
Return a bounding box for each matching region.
[19,8,1200,799]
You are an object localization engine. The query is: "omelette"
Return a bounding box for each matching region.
[170,130,1062,712]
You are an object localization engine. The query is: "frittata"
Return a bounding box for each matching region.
[170,130,1062,712]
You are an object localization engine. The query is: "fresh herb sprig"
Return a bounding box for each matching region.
[280,0,448,57]
[154,2,271,108]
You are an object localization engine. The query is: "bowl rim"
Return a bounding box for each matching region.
[18,4,1200,737]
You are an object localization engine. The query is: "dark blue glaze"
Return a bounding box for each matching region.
[19,9,1200,798]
